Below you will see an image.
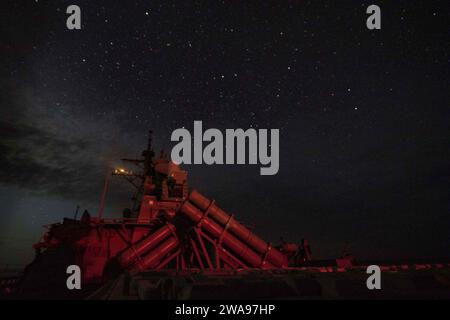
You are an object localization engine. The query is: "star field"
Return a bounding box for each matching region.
[0,1,449,264]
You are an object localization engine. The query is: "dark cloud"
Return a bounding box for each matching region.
[0,79,140,204]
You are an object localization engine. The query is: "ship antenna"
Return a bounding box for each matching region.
[143,129,155,177]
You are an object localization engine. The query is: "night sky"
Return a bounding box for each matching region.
[1,1,449,265]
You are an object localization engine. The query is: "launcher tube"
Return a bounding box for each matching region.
[130,236,179,274]
[118,223,175,267]
[188,190,287,267]
[180,201,275,268]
